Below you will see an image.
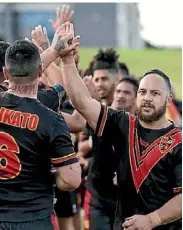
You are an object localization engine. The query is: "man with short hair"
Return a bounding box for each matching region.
[0,30,81,230]
[111,77,138,113]
[60,22,182,230]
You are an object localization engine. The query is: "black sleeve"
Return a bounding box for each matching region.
[49,115,78,167]
[172,146,182,194]
[95,104,129,142]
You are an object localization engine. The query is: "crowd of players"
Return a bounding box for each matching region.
[0,5,182,230]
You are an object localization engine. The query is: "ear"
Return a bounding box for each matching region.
[3,67,10,80]
[38,63,43,78]
[166,93,173,107]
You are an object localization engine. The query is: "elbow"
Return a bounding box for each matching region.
[56,167,82,191]
[56,177,81,191]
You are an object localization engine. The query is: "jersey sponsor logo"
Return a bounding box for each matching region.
[128,114,182,192]
[0,107,39,131]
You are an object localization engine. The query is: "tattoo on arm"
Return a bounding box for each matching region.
[51,35,66,53]
[41,41,50,51]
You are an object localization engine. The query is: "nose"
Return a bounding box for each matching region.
[96,79,103,88]
[143,91,153,101]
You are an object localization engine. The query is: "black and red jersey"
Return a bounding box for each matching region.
[96,104,182,230]
[0,92,77,222]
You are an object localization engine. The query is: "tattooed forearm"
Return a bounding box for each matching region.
[41,41,50,51]
[51,35,66,53]
[9,84,37,95]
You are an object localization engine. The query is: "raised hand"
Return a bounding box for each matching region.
[31,25,50,51]
[51,22,79,58]
[83,75,100,101]
[49,5,74,31]
[25,37,43,54]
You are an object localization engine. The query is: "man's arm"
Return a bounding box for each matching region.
[56,162,81,191]
[44,62,63,85]
[49,115,81,191]
[123,147,182,229]
[150,194,182,227]
[40,47,58,72]
[61,55,100,131]
[122,194,182,229]
[61,110,86,133]
[149,146,182,227]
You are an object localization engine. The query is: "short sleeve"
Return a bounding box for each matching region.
[49,115,78,167]
[95,104,128,139]
[172,146,182,194]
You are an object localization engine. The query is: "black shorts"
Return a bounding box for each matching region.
[0,215,57,230]
[54,187,78,218]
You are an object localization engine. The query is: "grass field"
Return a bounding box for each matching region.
[78,48,182,99]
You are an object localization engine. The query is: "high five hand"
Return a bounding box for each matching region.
[51,22,79,58]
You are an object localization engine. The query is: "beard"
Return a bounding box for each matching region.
[98,85,115,100]
[136,101,167,123]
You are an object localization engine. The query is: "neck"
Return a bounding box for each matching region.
[8,82,38,99]
[139,116,172,129]
[102,91,114,106]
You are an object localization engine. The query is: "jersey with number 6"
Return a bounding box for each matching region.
[0,92,77,222]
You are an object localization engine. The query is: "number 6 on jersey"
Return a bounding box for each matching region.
[0,132,21,180]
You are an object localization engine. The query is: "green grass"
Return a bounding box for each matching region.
[78,48,182,99]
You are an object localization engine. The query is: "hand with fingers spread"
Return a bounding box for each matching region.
[25,37,43,54]
[122,215,153,230]
[51,21,79,58]
[31,25,50,51]
[49,5,74,31]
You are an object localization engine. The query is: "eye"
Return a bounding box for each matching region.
[138,90,146,95]
[152,92,159,96]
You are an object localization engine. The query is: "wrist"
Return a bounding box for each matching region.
[46,47,59,60]
[61,56,75,65]
[148,211,161,228]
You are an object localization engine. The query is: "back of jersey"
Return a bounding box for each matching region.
[0,92,74,222]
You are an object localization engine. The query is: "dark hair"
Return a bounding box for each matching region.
[119,77,139,95]
[118,62,129,77]
[5,40,41,78]
[92,48,119,75]
[0,41,11,72]
[82,58,96,78]
[143,69,171,92]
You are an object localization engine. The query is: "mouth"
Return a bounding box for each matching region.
[142,104,154,109]
[141,106,154,112]
[117,100,126,104]
[97,89,105,94]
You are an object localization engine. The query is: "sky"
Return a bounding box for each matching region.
[138,0,182,47]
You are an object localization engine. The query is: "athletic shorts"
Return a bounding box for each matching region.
[0,214,58,230]
[54,187,78,218]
